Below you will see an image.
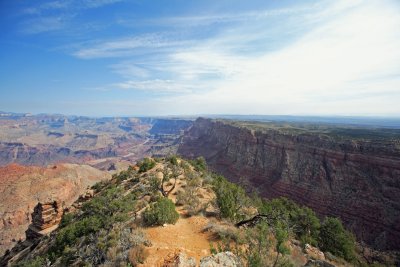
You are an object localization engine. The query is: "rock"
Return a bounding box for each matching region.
[30,201,63,231]
[162,252,196,267]
[304,244,325,261]
[200,252,242,267]
[25,201,64,240]
[303,259,335,267]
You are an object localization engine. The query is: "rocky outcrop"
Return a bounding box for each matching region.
[200,252,242,267]
[25,201,63,240]
[178,118,400,250]
[163,252,196,267]
[0,163,111,255]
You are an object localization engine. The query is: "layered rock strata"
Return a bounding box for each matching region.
[26,201,63,240]
[178,118,400,250]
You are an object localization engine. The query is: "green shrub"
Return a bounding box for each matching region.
[143,197,179,226]
[189,156,207,171]
[319,217,356,261]
[167,155,179,166]
[59,212,74,228]
[138,158,156,173]
[213,175,249,222]
[16,256,45,267]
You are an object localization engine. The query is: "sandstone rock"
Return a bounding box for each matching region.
[200,252,242,267]
[162,252,196,267]
[304,244,325,261]
[303,259,335,267]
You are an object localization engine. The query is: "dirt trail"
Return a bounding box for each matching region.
[142,209,212,266]
[141,174,214,266]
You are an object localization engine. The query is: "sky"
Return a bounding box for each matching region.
[0,0,399,117]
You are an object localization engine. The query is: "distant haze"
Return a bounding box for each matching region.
[1,0,399,116]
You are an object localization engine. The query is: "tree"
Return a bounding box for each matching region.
[138,158,155,173]
[273,223,290,267]
[213,175,249,222]
[294,207,320,246]
[319,217,355,261]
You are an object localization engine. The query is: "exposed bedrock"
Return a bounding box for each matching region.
[178,118,400,250]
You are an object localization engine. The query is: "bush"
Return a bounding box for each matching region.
[167,155,179,166]
[213,175,249,222]
[16,256,45,267]
[143,197,179,226]
[138,158,156,173]
[189,156,207,171]
[319,217,356,261]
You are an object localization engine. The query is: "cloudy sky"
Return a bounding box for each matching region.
[1,0,399,116]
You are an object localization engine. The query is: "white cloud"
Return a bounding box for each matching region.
[112,79,193,93]
[73,34,192,59]
[153,0,400,116]
[72,0,400,116]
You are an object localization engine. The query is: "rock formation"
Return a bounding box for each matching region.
[25,201,63,240]
[178,118,400,250]
[199,251,242,267]
[0,163,111,255]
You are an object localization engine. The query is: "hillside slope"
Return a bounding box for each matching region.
[0,163,111,255]
[2,157,368,266]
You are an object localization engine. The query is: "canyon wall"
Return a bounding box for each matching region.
[178,118,400,250]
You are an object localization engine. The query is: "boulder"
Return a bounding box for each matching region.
[304,243,325,261]
[162,252,196,267]
[200,252,242,267]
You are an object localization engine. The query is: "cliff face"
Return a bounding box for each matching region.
[178,118,400,250]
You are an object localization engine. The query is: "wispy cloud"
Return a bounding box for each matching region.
[73,33,193,58]
[19,0,124,34]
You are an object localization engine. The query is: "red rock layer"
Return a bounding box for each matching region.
[178,118,400,250]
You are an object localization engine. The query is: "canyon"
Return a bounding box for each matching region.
[0,114,192,169]
[178,118,400,251]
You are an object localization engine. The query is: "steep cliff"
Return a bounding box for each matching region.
[178,118,400,250]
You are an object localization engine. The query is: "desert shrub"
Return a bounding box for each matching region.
[143,197,179,226]
[203,221,241,242]
[213,175,249,222]
[59,212,74,227]
[16,256,45,267]
[293,207,320,246]
[257,197,320,246]
[175,186,203,216]
[91,180,109,192]
[138,158,156,173]
[319,217,356,261]
[189,156,207,171]
[128,245,149,266]
[56,215,103,249]
[167,155,179,166]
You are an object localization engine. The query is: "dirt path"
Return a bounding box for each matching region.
[142,207,212,266]
[140,173,214,266]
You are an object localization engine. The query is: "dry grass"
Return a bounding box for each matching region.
[128,245,149,266]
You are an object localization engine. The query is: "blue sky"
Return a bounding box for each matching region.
[0,0,399,116]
